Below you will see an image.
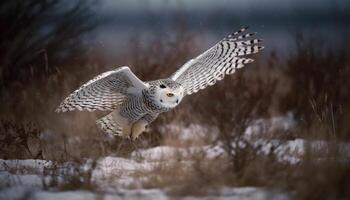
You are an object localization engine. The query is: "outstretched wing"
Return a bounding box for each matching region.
[56,66,148,112]
[171,27,263,95]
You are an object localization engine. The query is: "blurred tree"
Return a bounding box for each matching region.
[0,0,99,88]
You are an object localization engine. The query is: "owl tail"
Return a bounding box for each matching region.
[96,109,132,137]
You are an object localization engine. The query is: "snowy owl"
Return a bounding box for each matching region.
[56,27,263,139]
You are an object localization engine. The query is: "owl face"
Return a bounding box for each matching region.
[153,80,184,108]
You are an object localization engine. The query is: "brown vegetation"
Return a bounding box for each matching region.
[0,2,350,198]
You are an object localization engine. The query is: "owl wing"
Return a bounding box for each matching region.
[170,27,263,95]
[56,66,148,112]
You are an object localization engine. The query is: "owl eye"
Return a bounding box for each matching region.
[159,84,166,88]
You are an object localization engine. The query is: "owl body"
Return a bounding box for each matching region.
[120,79,183,120]
[97,79,184,138]
[56,27,264,139]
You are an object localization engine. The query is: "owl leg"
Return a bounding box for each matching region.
[96,108,133,138]
[111,111,133,138]
[121,124,132,138]
[131,119,148,140]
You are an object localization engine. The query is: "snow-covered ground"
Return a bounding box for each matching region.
[0,186,290,200]
[1,113,349,200]
[2,139,349,199]
[0,144,295,199]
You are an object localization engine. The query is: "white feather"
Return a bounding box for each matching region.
[56,66,148,112]
[170,27,263,95]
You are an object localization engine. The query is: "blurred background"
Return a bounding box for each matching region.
[1,0,350,199]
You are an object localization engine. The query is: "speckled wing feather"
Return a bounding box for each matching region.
[56,66,148,112]
[96,112,124,136]
[171,27,263,95]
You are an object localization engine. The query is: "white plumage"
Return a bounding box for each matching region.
[56,27,264,139]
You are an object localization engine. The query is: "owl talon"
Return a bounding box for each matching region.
[121,125,132,138]
[132,135,139,141]
[131,120,148,140]
[145,125,151,133]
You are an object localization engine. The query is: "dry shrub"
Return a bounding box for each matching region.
[284,99,350,199]
[40,158,98,191]
[134,152,231,196]
[0,119,42,159]
[0,0,99,88]
[135,147,291,197]
[286,141,350,200]
[281,34,350,140]
[1,10,350,198]
[189,58,278,173]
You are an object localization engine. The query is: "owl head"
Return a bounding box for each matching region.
[152,79,184,108]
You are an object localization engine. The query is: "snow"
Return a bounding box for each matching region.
[0,172,43,187]
[91,156,156,189]
[0,186,289,200]
[159,123,218,141]
[116,189,168,200]
[1,113,349,199]
[0,186,38,200]
[0,160,53,188]
[203,187,290,200]
[1,138,347,190]
[131,144,226,162]
[244,112,296,138]
[33,191,98,200]
[0,159,52,174]
[131,137,350,165]
[131,142,298,164]
[131,146,178,161]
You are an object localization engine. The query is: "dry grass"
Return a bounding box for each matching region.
[0,26,350,199]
